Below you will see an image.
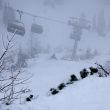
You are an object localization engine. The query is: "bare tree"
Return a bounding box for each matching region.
[0,69,32,105]
[96,8,106,37]
[0,33,32,105]
[95,63,110,77]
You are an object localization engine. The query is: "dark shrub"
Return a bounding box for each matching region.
[70,74,78,81]
[29,94,34,99]
[58,83,66,90]
[66,81,74,85]
[89,67,98,75]
[50,54,57,60]
[80,68,89,79]
[50,88,55,91]
[26,94,34,102]
[26,97,31,102]
[5,102,10,105]
[51,88,59,95]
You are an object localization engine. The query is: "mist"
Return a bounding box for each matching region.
[0,0,110,59]
[0,0,110,109]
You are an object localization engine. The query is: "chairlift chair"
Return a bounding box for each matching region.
[31,23,43,34]
[7,20,25,36]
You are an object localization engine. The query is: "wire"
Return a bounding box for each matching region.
[1,3,68,25]
[2,4,91,26]
[2,4,90,26]
[16,9,68,25]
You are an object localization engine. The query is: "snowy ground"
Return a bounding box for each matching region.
[1,54,110,110]
[0,0,110,110]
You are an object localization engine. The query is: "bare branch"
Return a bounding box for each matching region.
[95,62,110,76]
[1,34,6,49]
[0,32,16,61]
[0,32,33,104]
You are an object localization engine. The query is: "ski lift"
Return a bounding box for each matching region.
[7,20,25,36]
[7,10,25,36]
[31,17,43,34]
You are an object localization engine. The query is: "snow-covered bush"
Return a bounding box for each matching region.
[57,83,66,90]
[49,88,59,95]
[66,74,78,85]
[80,68,89,79]
[15,47,28,70]
[49,53,57,60]
[96,62,110,77]
[104,61,110,73]
[70,74,78,81]
[48,64,109,96]
[89,67,98,75]
[79,49,98,60]
[25,94,34,102]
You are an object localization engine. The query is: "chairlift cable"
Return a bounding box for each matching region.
[1,4,67,25]
[1,4,90,25]
[16,9,68,25]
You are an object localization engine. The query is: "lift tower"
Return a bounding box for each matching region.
[68,17,90,60]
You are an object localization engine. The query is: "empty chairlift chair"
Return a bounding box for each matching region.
[7,20,25,36]
[31,23,43,34]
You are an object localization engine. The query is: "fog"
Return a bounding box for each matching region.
[0,0,110,60]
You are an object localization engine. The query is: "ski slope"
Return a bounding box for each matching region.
[0,0,110,110]
[1,54,110,110]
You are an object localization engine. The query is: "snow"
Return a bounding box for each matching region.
[1,54,110,110]
[0,0,110,110]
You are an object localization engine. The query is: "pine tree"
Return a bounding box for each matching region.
[54,0,64,5]
[16,47,27,69]
[43,0,55,8]
[92,14,97,32]
[2,4,15,26]
[79,13,87,28]
[108,20,110,31]
[85,48,93,59]
[102,0,110,5]
[96,8,106,37]
[0,0,2,10]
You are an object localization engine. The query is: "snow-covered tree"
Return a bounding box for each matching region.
[79,12,90,30]
[16,47,27,69]
[101,0,110,6]
[92,14,97,32]
[79,13,87,28]
[85,48,94,59]
[108,20,110,31]
[0,0,2,10]
[43,0,64,8]
[2,4,15,26]
[54,0,64,5]
[96,8,106,37]
[28,34,42,58]
[43,0,55,8]
[49,53,57,60]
